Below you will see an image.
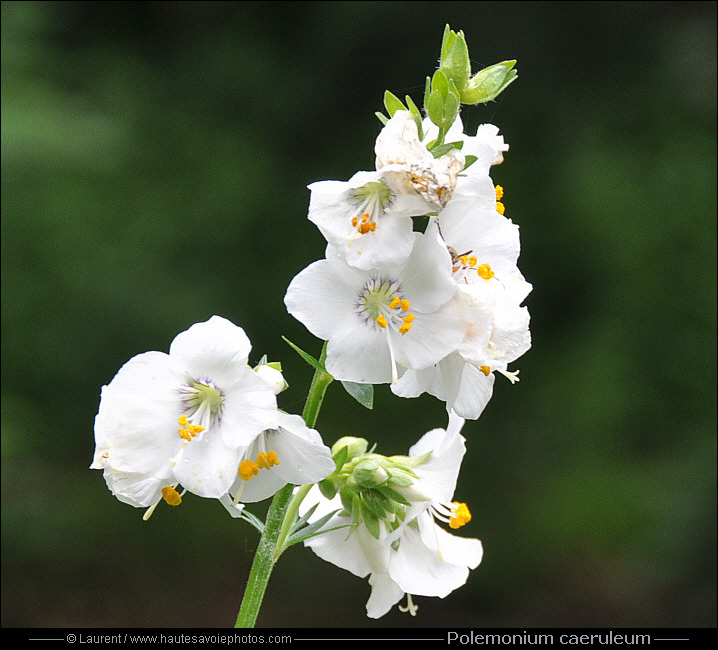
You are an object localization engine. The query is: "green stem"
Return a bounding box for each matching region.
[234,343,333,628]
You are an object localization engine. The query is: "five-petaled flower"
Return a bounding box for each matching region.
[91,316,314,512]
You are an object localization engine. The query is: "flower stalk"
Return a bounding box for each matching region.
[235,344,333,628]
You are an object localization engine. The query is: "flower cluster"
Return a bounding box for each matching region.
[285,110,531,420]
[91,25,530,624]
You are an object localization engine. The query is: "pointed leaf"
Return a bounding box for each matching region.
[282,336,327,373]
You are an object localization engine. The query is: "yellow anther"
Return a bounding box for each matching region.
[402,313,415,323]
[477,264,494,280]
[449,502,471,529]
[400,299,410,312]
[238,459,259,481]
[368,221,376,231]
[389,296,401,309]
[376,315,388,328]
[496,201,505,215]
[361,212,370,223]
[351,216,358,227]
[177,415,204,440]
[468,256,477,267]
[479,365,491,376]
[495,185,504,201]
[459,255,469,266]
[399,322,412,335]
[161,486,182,507]
[256,451,280,469]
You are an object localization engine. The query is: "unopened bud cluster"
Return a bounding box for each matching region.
[318,437,432,539]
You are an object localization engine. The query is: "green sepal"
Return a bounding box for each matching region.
[463,155,478,171]
[404,94,424,140]
[282,336,328,374]
[386,468,414,487]
[340,381,374,409]
[332,444,349,470]
[318,477,339,500]
[377,484,411,507]
[361,492,387,520]
[428,140,464,159]
[375,111,389,126]
[361,503,381,540]
[383,89,407,117]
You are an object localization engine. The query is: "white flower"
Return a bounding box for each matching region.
[91,316,281,510]
[394,263,531,419]
[227,411,336,504]
[284,226,463,384]
[307,170,430,270]
[375,111,464,212]
[301,413,483,619]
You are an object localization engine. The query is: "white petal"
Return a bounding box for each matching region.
[407,414,467,505]
[366,572,404,619]
[390,513,480,598]
[219,370,280,449]
[93,351,185,478]
[101,465,168,508]
[398,227,456,313]
[173,432,243,498]
[169,315,252,384]
[284,258,365,342]
[390,301,464,371]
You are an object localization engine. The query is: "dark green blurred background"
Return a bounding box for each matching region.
[2,0,716,629]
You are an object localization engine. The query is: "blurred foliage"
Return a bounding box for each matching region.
[2,0,715,628]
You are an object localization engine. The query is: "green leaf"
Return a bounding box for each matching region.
[282,336,327,373]
[237,508,266,534]
[289,502,320,535]
[284,509,349,548]
[340,381,374,409]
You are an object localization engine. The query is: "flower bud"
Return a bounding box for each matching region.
[254,363,287,395]
[424,69,461,134]
[331,436,369,461]
[460,60,518,105]
[438,25,471,93]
